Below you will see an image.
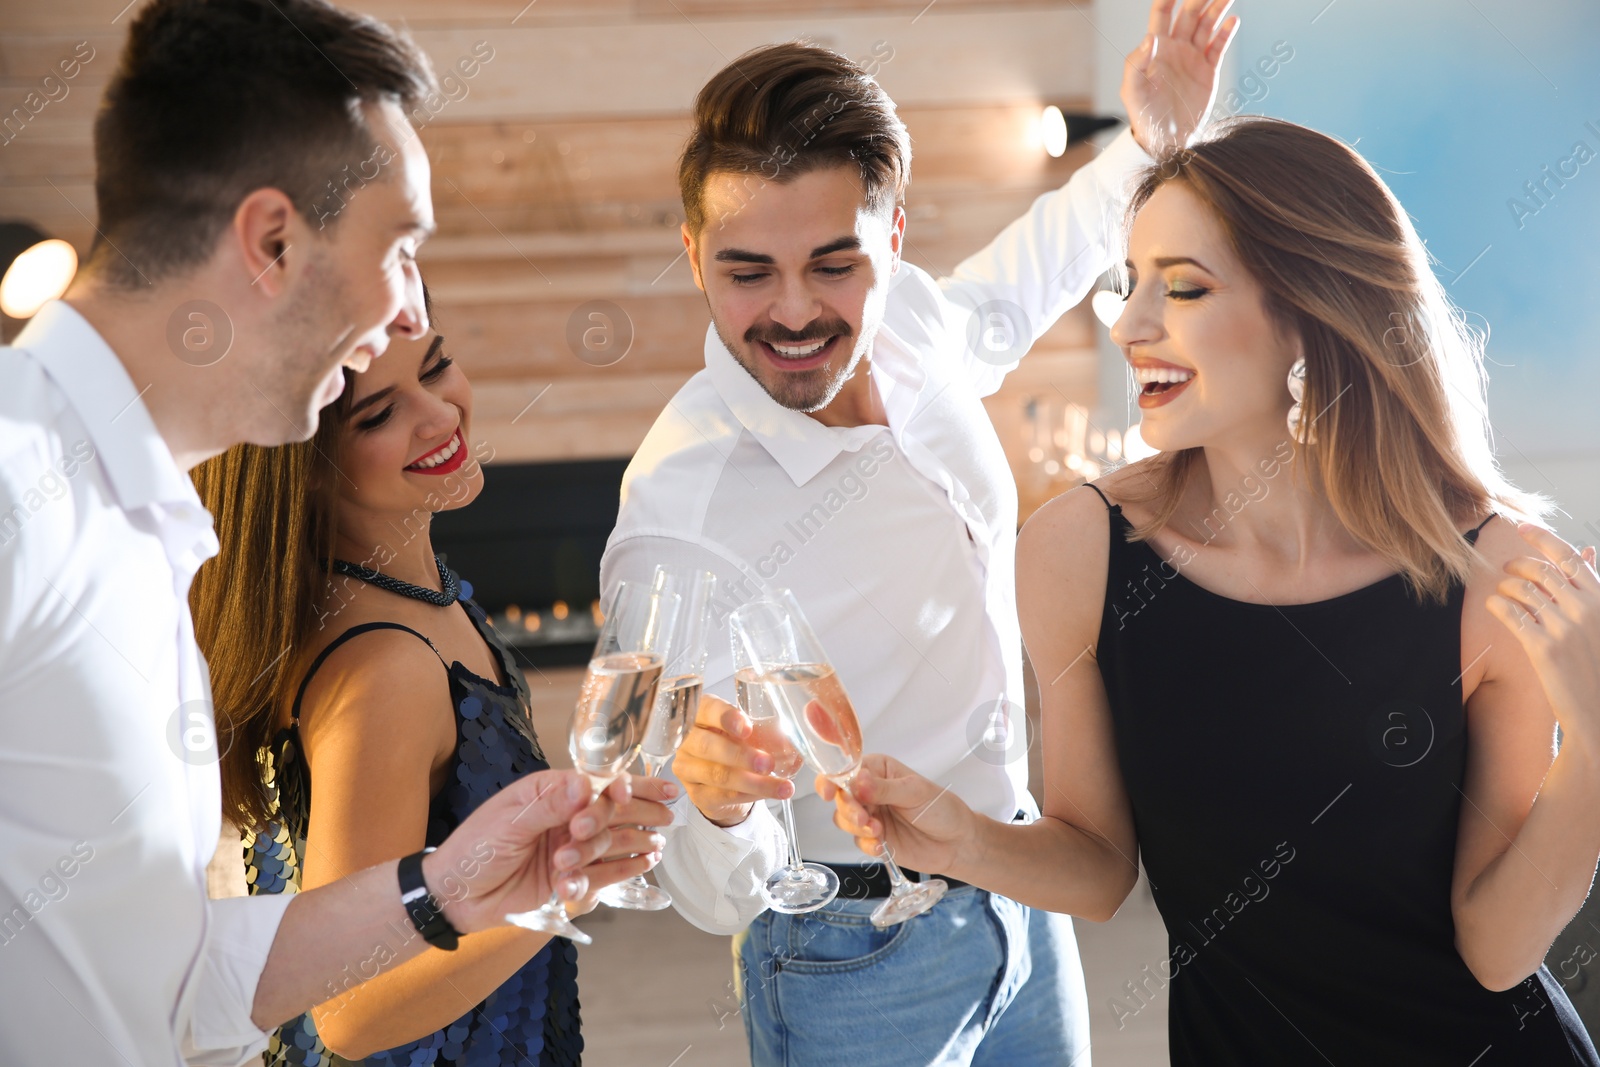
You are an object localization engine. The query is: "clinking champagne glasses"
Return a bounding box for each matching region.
[730,594,839,914]
[597,565,716,911]
[732,589,946,928]
[506,579,679,944]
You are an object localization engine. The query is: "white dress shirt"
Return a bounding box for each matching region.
[601,130,1150,934]
[0,301,292,1066]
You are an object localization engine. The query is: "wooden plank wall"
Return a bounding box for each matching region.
[0,0,1110,503]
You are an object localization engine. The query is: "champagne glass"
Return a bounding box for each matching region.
[506,579,678,944]
[730,597,839,914]
[597,565,716,911]
[734,590,945,928]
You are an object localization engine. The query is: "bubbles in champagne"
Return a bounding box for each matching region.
[742,663,862,782]
[569,651,664,782]
[736,668,805,779]
[641,674,701,762]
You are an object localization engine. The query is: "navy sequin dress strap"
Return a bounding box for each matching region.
[288,620,447,723]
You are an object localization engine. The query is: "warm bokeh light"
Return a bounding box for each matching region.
[1122,423,1159,460]
[551,600,569,620]
[1,239,77,319]
[1091,289,1123,329]
[1039,105,1068,158]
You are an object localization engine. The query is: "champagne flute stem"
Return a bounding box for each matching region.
[778,797,805,872]
[878,847,915,891]
[641,754,666,778]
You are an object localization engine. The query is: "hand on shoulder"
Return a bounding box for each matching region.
[1479,519,1600,749]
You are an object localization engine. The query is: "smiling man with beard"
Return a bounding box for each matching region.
[598,2,1239,1063]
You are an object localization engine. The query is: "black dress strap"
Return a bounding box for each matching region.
[290,621,448,723]
[1465,512,1497,545]
[1083,482,1114,510]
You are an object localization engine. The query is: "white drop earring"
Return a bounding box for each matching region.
[1286,357,1314,444]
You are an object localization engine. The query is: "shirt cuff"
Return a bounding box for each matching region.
[657,795,786,934]
[181,893,295,1066]
[678,793,780,845]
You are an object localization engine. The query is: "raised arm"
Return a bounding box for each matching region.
[1123,0,1239,158]
[820,485,1142,920]
[938,0,1236,395]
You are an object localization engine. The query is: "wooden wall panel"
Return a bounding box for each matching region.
[0,0,1084,33]
[0,0,1115,473]
[412,101,1097,236]
[404,8,1093,121]
[432,290,711,380]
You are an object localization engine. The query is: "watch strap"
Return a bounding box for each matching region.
[398,847,461,951]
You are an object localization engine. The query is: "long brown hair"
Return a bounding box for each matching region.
[1116,116,1546,603]
[191,388,349,831]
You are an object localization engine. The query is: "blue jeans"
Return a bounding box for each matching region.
[733,886,1090,1066]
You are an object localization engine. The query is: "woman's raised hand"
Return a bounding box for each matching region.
[1487,523,1600,749]
[818,754,979,878]
[1121,0,1240,157]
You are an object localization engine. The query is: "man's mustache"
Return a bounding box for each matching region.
[745,320,853,345]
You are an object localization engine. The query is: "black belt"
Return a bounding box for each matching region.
[832,863,968,900]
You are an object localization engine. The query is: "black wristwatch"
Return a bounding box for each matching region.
[398,847,461,951]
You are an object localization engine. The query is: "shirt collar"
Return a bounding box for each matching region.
[14,299,205,516]
[703,276,930,488]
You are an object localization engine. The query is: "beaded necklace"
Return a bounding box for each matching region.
[331,553,459,607]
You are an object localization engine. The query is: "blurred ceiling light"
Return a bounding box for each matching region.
[1038,108,1124,159]
[0,223,77,320]
[1040,106,1069,158]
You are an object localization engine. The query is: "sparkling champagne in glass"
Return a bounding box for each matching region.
[736,592,946,928]
[506,579,677,943]
[569,650,665,792]
[598,566,715,911]
[730,600,840,914]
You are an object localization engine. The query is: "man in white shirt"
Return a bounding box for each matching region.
[0,2,658,1064]
[600,2,1237,1063]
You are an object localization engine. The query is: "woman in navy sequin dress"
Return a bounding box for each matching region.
[820,117,1600,1064]
[191,292,674,1065]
